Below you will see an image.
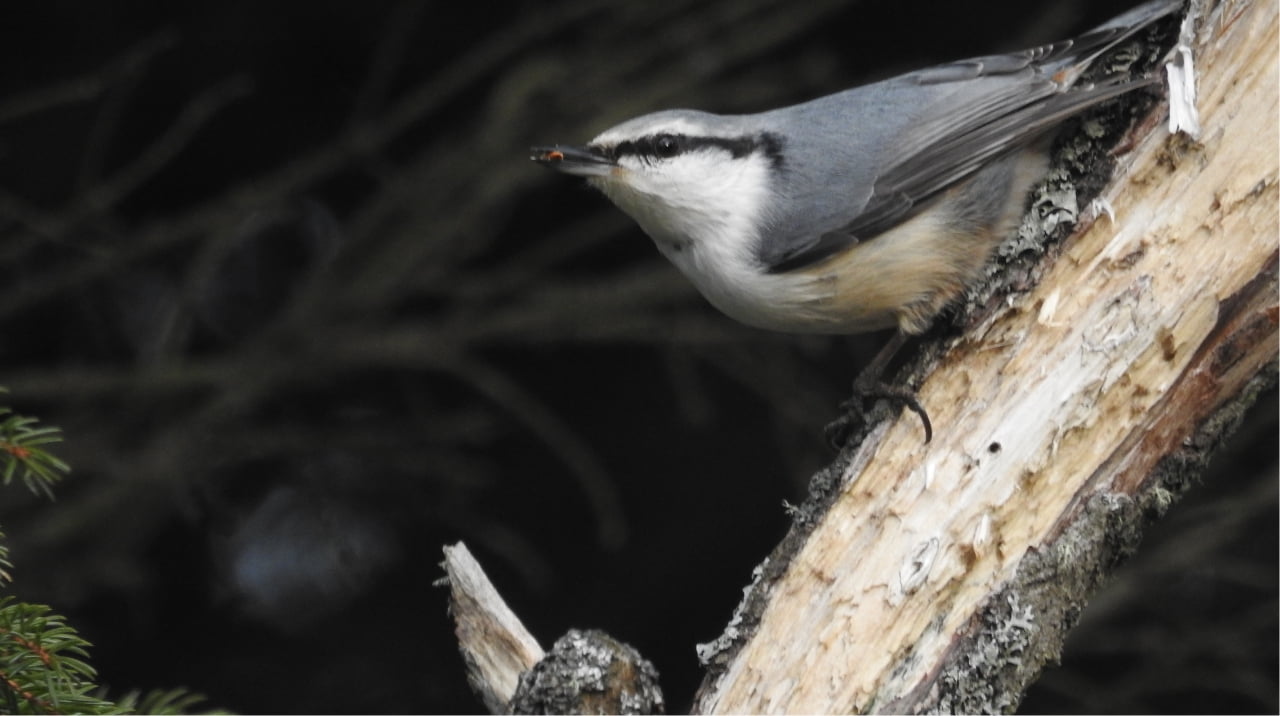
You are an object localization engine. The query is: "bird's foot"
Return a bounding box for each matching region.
[824,377,933,449]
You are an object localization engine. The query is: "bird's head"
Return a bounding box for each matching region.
[533,110,783,251]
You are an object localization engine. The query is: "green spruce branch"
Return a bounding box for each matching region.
[0,389,69,500]
[0,388,222,715]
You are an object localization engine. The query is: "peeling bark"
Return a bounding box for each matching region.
[692,0,1278,712]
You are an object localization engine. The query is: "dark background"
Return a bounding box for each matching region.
[1,1,1274,713]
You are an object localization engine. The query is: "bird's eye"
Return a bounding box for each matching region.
[653,134,681,158]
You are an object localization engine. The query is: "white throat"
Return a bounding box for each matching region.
[589,150,777,318]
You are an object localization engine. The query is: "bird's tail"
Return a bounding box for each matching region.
[1049,0,1183,86]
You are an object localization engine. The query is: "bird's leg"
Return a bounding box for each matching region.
[824,331,934,448]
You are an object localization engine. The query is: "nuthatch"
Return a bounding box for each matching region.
[533,0,1177,441]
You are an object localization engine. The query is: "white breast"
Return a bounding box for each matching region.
[590,150,812,328]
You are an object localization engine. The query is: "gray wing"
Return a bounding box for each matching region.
[762,0,1176,273]
[844,73,1155,239]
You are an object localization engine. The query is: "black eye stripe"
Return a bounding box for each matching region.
[604,132,784,168]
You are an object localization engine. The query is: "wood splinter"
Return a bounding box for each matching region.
[442,542,665,714]
[441,542,545,714]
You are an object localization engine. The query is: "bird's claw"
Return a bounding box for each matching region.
[824,380,933,449]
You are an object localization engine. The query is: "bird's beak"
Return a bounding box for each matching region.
[530,145,615,177]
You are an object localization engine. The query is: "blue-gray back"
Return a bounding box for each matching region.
[749,0,1178,272]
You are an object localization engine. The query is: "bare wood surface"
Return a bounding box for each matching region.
[694,0,1278,712]
[444,543,668,714]
[442,541,545,714]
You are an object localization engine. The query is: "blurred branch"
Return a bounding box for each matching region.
[0,32,178,124]
[448,359,626,549]
[79,77,255,215]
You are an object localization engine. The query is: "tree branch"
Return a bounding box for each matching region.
[692,0,1277,711]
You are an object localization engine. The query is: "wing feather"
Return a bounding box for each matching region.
[761,0,1176,273]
